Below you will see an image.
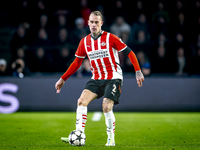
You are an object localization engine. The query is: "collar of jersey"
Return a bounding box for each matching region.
[90,30,104,40]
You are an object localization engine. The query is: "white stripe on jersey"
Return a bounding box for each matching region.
[112,47,120,65]
[97,36,108,79]
[91,37,101,79]
[84,37,87,53]
[118,45,127,52]
[112,47,123,77]
[84,37,94,73]
[75,55,85,58]
[83,32,123,80]
[106,33,116,72]
[97,36,101,50]
[107,33,123,78]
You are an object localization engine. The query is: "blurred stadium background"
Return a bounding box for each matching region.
[0,0,200,113]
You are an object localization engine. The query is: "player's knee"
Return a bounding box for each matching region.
[102,99,113,113]
[102,104,109,113]
[77,97,88,106]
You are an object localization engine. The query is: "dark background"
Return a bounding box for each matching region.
[0,0,200,113]
[0,0,200,77]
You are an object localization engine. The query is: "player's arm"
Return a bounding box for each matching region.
[55,57,84,93]
[111,33,144,87]
[122,47,144,87]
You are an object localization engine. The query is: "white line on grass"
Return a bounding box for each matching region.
[92,112,102,121]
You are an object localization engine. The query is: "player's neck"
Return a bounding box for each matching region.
[91,30,102,39]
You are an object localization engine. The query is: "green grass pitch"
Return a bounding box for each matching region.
[0,112,200,150]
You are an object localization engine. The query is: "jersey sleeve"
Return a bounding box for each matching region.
[75,38,86,58]
[61,57,84,81]
[110,33,127,52]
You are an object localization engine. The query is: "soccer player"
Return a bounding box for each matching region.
[55,11,144,146]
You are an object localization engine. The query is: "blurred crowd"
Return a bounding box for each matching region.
[0,0,200,77]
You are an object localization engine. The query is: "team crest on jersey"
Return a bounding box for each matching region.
[100,42,106,46]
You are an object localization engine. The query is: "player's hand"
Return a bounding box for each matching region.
[55,78,65,94]
[136,70,144,87]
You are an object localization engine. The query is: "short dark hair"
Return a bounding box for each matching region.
[89,11,103,21]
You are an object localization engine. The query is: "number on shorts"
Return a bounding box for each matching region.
[112,84,116,93]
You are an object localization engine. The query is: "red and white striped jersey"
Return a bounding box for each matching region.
[75,31,127,80]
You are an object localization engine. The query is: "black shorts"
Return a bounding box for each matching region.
[84,79,122,105]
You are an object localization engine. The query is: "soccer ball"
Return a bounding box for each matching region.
[68,130,86,146]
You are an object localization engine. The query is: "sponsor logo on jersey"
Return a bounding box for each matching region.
[88,49,109,60]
